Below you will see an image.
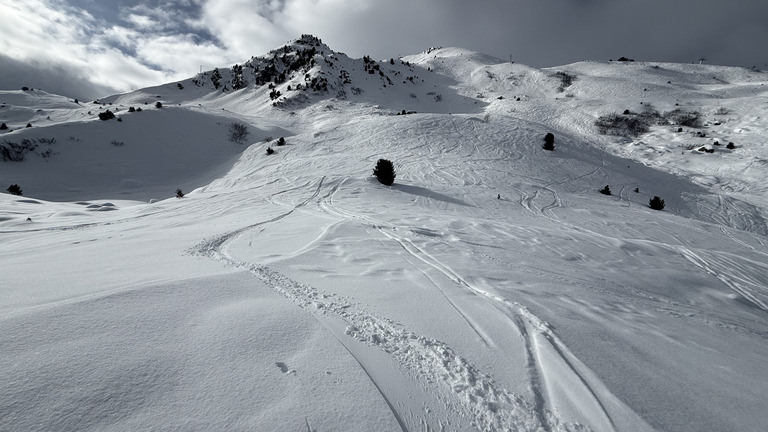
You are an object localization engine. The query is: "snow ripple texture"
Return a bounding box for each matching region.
[188,182,589,432]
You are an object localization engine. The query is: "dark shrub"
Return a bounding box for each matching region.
[623,109,630,115]
[543,133,555,151]
[228,122,250,144]
[727,142,735,149]
[373,158,396,185]
[266,147,275,155]
[276,137,286,146]
[98,110,115,120]
[155,101,163,108]
[0,123,7,130]
[552,71,576,91]
[26,123,32,128]
[595,113,650,137]
[649,196,665,210]
[665,109,701,128]
[128,107,135,112]
[176,188,184,198]
[0,140,31,161]
[177,83,184,90]
[6,184,22,196]
[600,185,611,195]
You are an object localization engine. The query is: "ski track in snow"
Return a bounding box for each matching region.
[189,179,596,432]
[678,246,768,313]
[317,178,654,431]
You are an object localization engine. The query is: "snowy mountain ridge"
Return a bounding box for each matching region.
[1,36,767,432]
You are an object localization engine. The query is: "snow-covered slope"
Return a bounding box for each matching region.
[2,38,767,432]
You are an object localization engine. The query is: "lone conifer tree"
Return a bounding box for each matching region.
[373,159,396,185]
[231,64,246,90]
[649,196,665,210]
[543,133,555,151]
[211,68,222,89]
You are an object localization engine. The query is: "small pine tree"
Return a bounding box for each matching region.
[726,142,735,149]
[373,159,396,186]
[6,184,22,196]
[231,64,247,90]
[276,137,286,146]
[211,68,222,89]
[176,188,184,198]
[0,123,7,130]
[155,101,163,108]
[266,147,275,155]
[600,185,611,195]
[649,196,665,210]
[543,133,555,151]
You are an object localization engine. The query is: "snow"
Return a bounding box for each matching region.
[2,40,768,431]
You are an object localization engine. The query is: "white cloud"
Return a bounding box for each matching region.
[0,0,232,98]
[125,14,158,31]
[135,34,231,75]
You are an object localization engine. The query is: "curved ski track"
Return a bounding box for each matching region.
[189,178,594,432]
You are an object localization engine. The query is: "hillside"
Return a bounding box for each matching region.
[2,36,767,431]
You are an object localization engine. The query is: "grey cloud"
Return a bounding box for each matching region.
[2,0,767,100]
[0,54,120,100]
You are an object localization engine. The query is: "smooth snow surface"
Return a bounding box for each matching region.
[2,42,767,431]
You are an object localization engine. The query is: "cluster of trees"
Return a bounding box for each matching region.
[6,184,22,195]
[98,110,115,121]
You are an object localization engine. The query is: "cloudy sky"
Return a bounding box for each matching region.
[2,0,766,100]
